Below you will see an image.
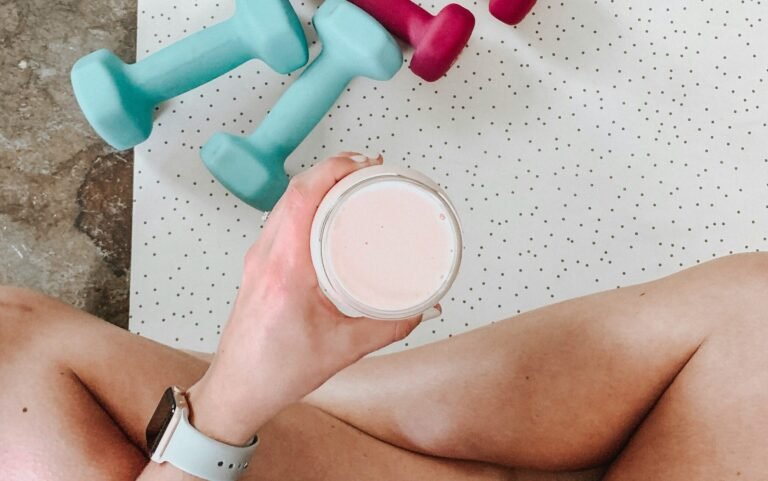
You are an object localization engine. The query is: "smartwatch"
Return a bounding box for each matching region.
[146,386,259,481]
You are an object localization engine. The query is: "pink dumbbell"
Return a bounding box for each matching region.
[489,0,537,25]
[348,0,474,82]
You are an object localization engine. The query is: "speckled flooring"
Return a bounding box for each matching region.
[0,0,137,328]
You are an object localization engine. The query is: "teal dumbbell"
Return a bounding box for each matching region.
[71,0,308,151]
[201,0,403,211]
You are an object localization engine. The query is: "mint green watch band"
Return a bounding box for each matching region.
[156,409,259,481]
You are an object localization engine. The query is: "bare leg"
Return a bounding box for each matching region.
[603,298,768,479]
[3,254,766,479]
[0,286,557,481]
[306,253,768,474]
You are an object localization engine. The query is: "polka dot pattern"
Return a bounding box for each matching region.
[131,0,768,353]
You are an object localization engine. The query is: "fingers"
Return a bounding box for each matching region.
[334,151,364,158]
[255,153,382,252]
[345,305,442,354]
[285,153,383,215]
[422,305,443,322]
[266,153,383,251]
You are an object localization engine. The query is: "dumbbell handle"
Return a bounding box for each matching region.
[128,17,250,103]
[246,52,351,167]
[348,0,432,45]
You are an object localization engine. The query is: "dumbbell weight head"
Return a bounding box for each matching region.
[315,0,403,81]
[489,0,537,25]
[233,0,308,74]
[202,134,288,210]
[410,4,475,82]
[71,0,308,151]
[71,50,151,151]
[202,0,402,211]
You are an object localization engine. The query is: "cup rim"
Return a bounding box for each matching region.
[311,166,463,320]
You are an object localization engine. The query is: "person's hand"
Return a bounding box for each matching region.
[187,153,434,445]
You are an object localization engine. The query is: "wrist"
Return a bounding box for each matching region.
[186,373,285,446]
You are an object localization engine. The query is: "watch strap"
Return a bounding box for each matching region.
[159,409,258,481]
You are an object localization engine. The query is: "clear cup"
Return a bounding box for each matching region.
[310,165,463,320]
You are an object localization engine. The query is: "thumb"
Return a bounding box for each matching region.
[345,305,442,354]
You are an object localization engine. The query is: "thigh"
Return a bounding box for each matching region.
[306,254,768,469]
[0,287,196,480]
[0,340,147,481]
[0,287,589,481]
[605,315,768,479]
[252,404,603,481]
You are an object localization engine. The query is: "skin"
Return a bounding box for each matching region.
[1,155,767,480]
[307,253,768,475]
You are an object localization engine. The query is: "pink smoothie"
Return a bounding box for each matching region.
[325,179,458,313]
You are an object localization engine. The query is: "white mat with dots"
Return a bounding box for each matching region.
[130,0,768,353]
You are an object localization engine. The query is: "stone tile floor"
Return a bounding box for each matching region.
[1,0,137,328]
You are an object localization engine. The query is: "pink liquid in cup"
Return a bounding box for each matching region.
[311,165,463,320]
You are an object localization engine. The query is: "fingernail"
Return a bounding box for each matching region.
[422,306,442,322]
[349,153,377,163]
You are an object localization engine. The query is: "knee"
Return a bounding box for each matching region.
[699,253,768,327]
[709,252,768,292]
[0,286,64,352]
[0,285,57,320]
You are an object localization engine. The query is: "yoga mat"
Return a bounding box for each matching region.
[131,0,768,353]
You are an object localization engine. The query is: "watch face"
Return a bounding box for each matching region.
[146,387,177,456]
